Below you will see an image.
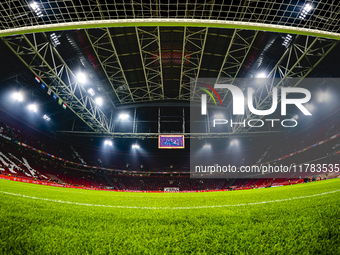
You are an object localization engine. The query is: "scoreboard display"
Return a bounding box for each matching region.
[158,135,185,149]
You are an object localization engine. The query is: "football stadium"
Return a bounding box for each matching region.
[0,1,340,254]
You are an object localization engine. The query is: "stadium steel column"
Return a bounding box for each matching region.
[133,108,137,134]
[2,33,111,133]
[232,36,339,133]
[182,108,185,133]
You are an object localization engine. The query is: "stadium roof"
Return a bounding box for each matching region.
[0,1,340,138]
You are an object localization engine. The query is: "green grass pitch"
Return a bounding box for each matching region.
[1,178,340,254]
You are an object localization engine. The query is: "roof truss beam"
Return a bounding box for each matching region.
[2,33,112,133]
[135,26,165,101]
[233,36,338,133]
[216,29,259,103]
[57,130,282,139]
[179,27,209,100]
[84,28,134,104]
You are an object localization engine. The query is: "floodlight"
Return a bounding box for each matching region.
[132,144,140,149]
[282,34,293,48]
[299,4,313,19]
[28,104,38,112]
[104,140,113,146]
[88,88,95,96]
[43,115,50,121]
[50,33,60,47]
[76,72,87,84]
[119,113,129,120]
[30,2,43,17]
[203,144,211,149]
[230,139,239,146]
[317,91,330,103]
[256,72,267,78]
[304,4,313,12]
[95,97,103,106]
[30,2,38,10]
[12,92,24,102]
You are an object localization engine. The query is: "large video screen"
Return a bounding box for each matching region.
[158,135,185,149]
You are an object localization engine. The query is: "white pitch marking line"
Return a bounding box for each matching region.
[0,189,339,210]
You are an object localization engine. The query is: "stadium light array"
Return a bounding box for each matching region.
[12,92,24,102]
[203,144,211,149]
[119,113,129,120]
[104,140,113,146]
[256,72,267,78]
[30,2,43,18]
[43,115,50,121]
[282,34,292,48]
[50,33,60,47]
[95,97,103,106]
[230,139,239,146]
[88,88,95,97]
[132,144,140,149]
[28,103,38,113]
[317,91,330,102]
[76,72,87,84]
[299,3,313,19]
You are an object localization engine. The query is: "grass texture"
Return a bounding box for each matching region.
[1,178,340,254]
